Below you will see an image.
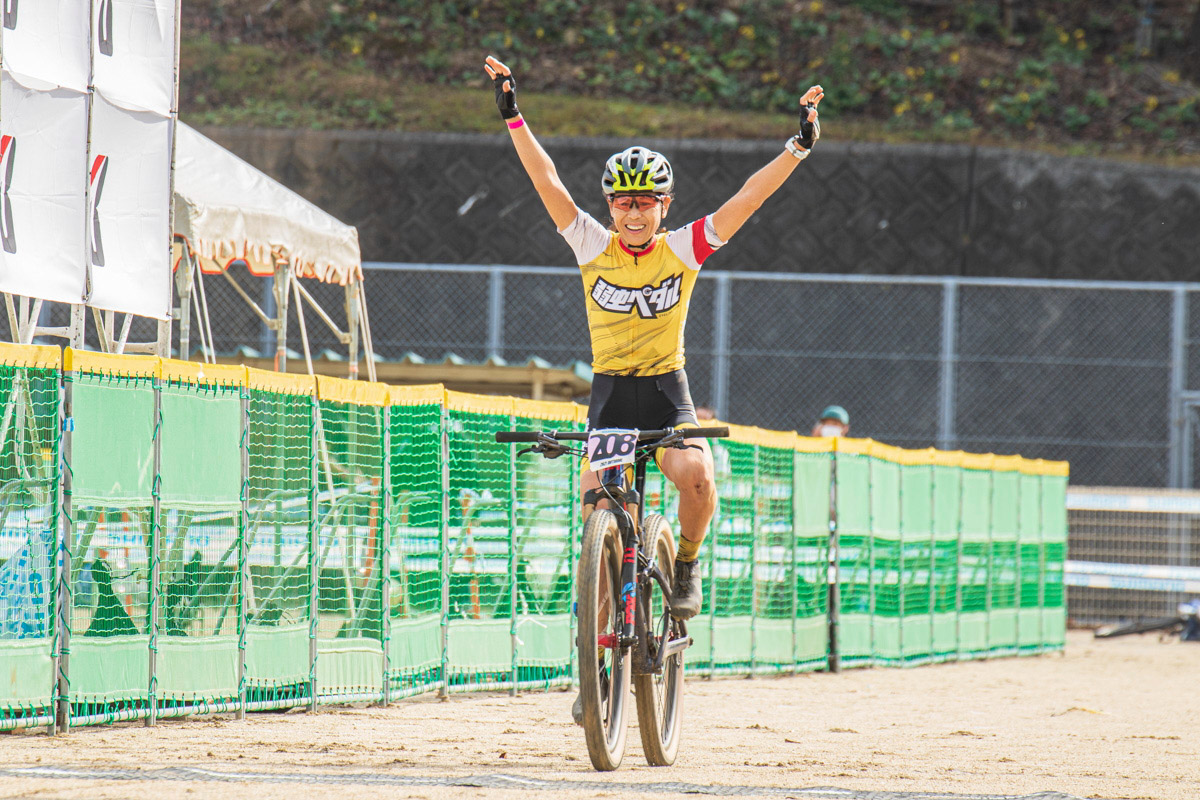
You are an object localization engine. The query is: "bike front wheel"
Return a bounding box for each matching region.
[577,509,630,771]
[634,513,685,766]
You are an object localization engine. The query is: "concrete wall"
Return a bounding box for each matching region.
[200,128,1200,281]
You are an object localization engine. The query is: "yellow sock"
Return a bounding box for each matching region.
[676,536,702,563]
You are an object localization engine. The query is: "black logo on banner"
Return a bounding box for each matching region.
[89,155,108,267]
[98,0,113,55]
[591,273,683,319]
[2,0,16,31]
[0,136,15,255]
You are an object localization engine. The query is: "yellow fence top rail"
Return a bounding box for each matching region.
[246,368,317,396]
[834,436,874,456]
[445,390,514,417]
[513,397,580,423]
[317,375,389,406]
[887,446,937,466]
[0,343,62,370]
[932,449,965,468]
[992,454,1025,473]
[64,348,160,379]
[961,452,997,471]
[161,359,247,387]
[795,435,835,453]
[1023,458,1070,477]
[388,383,445,408]
[723,423,797,451]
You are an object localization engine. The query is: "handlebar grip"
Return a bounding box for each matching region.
[495,431,541,443]
[683,427,730,438]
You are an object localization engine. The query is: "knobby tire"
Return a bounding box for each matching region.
[634,513,684,766]
[577,509,630,771]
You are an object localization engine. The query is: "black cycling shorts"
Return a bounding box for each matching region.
[587,369,698,431]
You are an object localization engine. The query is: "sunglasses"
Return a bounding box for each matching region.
[609,195,665,211]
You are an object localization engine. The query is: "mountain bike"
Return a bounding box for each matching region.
[494,426,729,771]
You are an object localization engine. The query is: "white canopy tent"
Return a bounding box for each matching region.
[5,122,374,380]
[170,123,374,379]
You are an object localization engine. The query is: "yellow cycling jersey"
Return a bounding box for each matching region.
[559,210,725,376]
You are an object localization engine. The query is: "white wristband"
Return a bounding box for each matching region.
[785,135,810,161]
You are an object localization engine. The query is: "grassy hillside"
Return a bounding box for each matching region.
[182,0,1200,164]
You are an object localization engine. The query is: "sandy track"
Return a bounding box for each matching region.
[2,631,1196,800]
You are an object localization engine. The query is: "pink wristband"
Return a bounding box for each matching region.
[507,118,525,130]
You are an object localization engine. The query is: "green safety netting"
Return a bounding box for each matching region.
[68,363,158,727]
[0,352,60,731]
[313,378,387,703]
[0,344,1070,733]
[156,379,245,718]
[386,387,444,700]
[245,374,316,710]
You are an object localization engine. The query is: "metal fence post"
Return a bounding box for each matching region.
[308,395,319,712]
[509,413,518,696]
[380,405,392,705]
[790,451,799,674]
[712,274,732,420]
[827,447,840,674]
[1168,287,1187,489]
[237,389,249,720]
[749,444,759,675]
[867,456,876,667]
[147,374,163,727]
[897,466,906,665]
[937,279,959,452]
[54,367,75,735]
[489,270,505,358]
[439,407,451,699]
[954,465,965,663]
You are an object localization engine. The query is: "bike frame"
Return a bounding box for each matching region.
[496,426,728,673]
[595,457,688,674]
[595,460,648,651]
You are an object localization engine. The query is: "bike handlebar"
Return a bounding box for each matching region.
[494,427,730,443]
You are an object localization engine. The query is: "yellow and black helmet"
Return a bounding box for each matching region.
[601,146,674,195]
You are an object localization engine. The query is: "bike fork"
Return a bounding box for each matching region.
[618,521,639,649]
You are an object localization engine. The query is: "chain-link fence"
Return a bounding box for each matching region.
[291,265,1189,491]
[24,265,1192,490]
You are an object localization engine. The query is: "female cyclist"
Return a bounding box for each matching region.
[483,53,822,629]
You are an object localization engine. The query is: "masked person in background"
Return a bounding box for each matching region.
[811,405,850,438]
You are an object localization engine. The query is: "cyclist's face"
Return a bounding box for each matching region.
[608,194,671,248]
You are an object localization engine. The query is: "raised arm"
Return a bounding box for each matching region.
[711,85,824,243]
[484,55,578,231]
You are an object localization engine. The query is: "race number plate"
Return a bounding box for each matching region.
[586,428,639,472]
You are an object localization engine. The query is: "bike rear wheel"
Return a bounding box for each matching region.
[577,509,630,771]
[634,513,685,766]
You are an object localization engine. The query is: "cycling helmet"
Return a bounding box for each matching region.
[601,146,674,195]
[818,405,850,425]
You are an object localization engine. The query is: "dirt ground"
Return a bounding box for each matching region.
[1,630,1196,800]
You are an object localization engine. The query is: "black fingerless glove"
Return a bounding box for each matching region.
[797,103,820,150]
[492,71,520,120]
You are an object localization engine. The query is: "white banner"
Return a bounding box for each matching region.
[92,0,176,115]
[0,0,91,91]
[0,72,88,305]
[86,91,172,319]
